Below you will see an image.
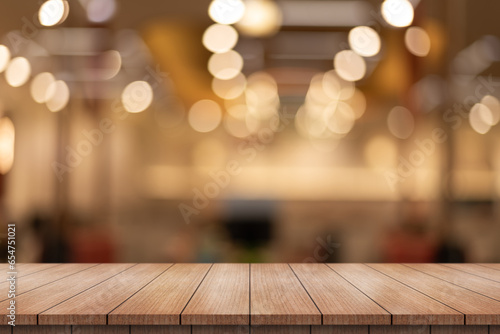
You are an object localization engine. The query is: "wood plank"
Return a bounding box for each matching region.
[312,325,368,334]
[441,264,500,283]
[131,325,190,334]
[39,264,172,325]
[430,325,488,334]
[290,263,390,325]
[250,263,321,325]
[491,325,500,333]
[367,264,500,325]
[108,263,212,325]
[4,264,61,278]
[405,264,500,302]
[477,264,500,271]
[0,263,97,302]
[72,326,129,334]
[369,325,429,334]
[192,325,249,334]
[328,264,463,325]
[13,325,70,334]
[182,264,249,325]
[0,326,9,334]
[0,264,134,325]
[251,325,309,334]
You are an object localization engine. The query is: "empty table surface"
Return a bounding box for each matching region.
[2,263,500,326]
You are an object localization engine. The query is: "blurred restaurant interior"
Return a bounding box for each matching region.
[0,0,499,264]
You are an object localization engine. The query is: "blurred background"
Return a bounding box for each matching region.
[0,0,499,264]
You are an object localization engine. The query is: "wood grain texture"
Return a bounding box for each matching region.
[0,264,134,325]
[182,264,249,325]
[0,263,97,302]
[251,264,321,325]
[72,326,129,334]
[478,264,500,270]
[328,264,463,325]
[192,325,249,334]
[0,326,10,334]
[251,325,309,333]
[491,326,500,333]
[430,325,488,334]
[5,264,61,278]
[13,325,71,334]
[108,263,212,325]
[131,325,190,334]
[291,263,390,325]
[441,264,500,282]
[369,325,429,334]
[312,325,368,334]
[39,264,172,325]
[405,264,500,302]
[367,264,500,325]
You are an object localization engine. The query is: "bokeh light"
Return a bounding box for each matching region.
[208,50,244,80]
[334,50,366,82]
[469,103,492,134]
[212,73,246,100]
[381,0,414,28]
[0,45,11,73]
[121,81,153,113]
[39,0,69,27]
[86,0,116,23]
[45,80,70,112]
[235,0,282,37]
[188,99,222,133]
[208,0,246,25]
[387,106,414,139]
[203,24,239,54]
[405,27,431,57]
[5,57,31,87]
[348,26,381,57]
[31,72,56,103]
[0,117,14,175]
[480,95,500,125]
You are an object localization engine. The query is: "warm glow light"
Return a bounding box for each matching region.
[121,81,153,113]
[87,0,116,23]
[5,57,31,87]
[235,0,282,37]
[469,103,492,134]
[364,135,397,169]
[245,72,280,120]
[224,113,250,138]
[208,50,244,80]
[203,24,239,54]
[480,95,500,125]
[188,100,222,133]
[348,26,381,57]
[31,72,56,103]
[381,0,414,28]
[45,80,70,112]
[0,45,11,73]
[212,73,246,100]
[405,27,431,57]
[39,0,69,27]
[347,88,367,119]
[0,117,15,174]
[334,50,366,82]
[322,70,355,100]
[325,101,356,134]
[100,50,122,80]
[208,0,246,25]
[387,106,414,139]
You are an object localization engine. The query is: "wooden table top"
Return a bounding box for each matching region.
[1,263,500,326]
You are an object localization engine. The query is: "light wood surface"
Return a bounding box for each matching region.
[405,264,500,302]
[2,263,500,330]
[478,264,500,270]
[0,264,133,325]
[367,263,500,325]
[182,264,249,325]
[250,263,321,325]
[290,263,390,325]
[108,263,212,325]
[328,264,463,325]
[39,264,172,325]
